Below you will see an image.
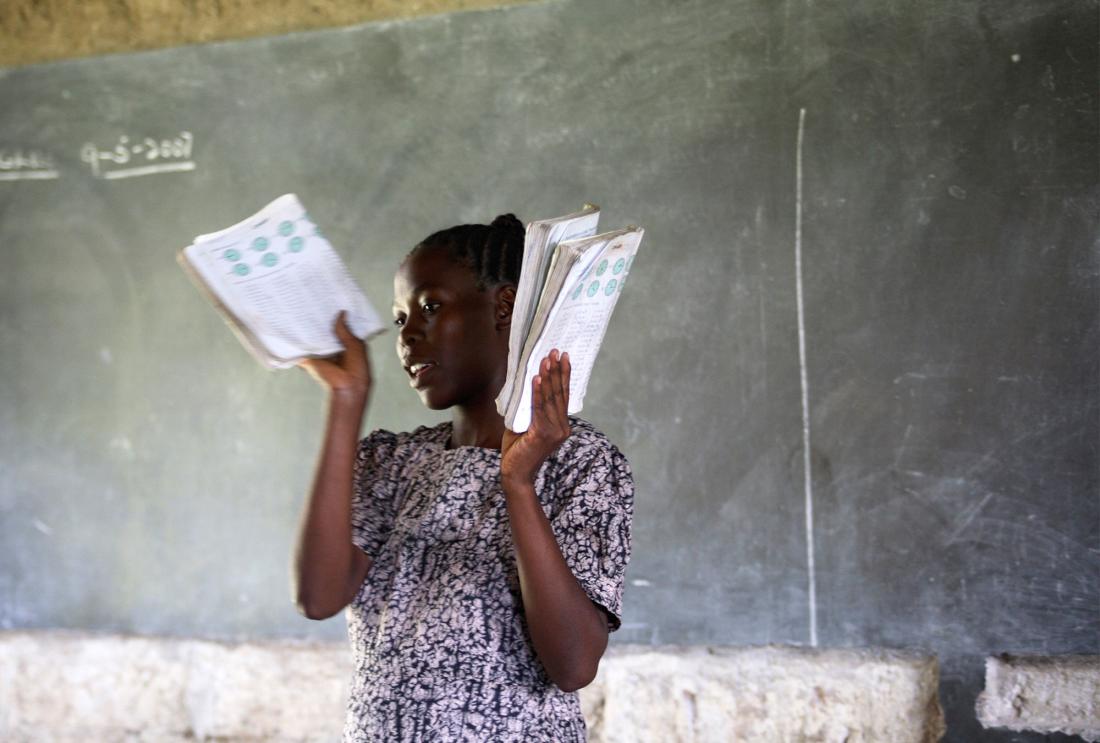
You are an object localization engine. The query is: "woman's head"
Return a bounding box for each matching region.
[408,214,525,289]
[392,215,524,411]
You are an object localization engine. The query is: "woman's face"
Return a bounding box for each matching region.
[392,247,510,410]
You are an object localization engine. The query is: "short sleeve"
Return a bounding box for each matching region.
[549,438,634,632]
[350,429,401,559]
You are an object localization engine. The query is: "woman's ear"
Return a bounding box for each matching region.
[494,285,516,330]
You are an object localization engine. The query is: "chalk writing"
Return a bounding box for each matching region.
[80,131,194,179]
[0,148,59,181]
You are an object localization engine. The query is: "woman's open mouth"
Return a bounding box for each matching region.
[406,362,436,387]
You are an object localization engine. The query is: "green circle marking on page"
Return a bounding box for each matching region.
[587,281,600,297]
[289,236,305,252]
[278,221,295,236]
[251,236,268,251]
[233,263,250,276]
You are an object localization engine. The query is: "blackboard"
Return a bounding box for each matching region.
[1,1,1096,740]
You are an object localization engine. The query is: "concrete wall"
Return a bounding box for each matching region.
[8,631,1099,741]
[0,631,946,742]
[976,655,1100,741]
[0,0,533,67]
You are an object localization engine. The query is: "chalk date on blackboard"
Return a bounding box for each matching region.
[80,132,195,180]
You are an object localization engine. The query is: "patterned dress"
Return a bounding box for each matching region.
[343,417,633,742]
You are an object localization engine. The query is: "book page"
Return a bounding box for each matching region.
[182,194,383,368]
[501,237,599,413]
[501,206,599,412]
[506,228,642,431]
[503,242,580,409]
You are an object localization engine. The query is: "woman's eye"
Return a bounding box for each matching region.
[393,316,406,327]
[422,302,440,314]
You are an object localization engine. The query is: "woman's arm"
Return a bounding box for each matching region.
[292,313,374,620]
[501,350,609,691]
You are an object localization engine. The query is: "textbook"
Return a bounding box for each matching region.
[178,194,384,369]
[498,206,643,431]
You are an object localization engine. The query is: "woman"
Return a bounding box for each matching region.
[293,215,633,741]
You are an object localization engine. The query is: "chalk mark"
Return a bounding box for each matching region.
[946,492,995,545]
[0,170,60,181]
[795,107,817,648]
[101,161,195,180]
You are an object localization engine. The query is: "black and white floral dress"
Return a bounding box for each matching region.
[343,417,633,742]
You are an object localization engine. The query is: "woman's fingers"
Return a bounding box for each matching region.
[334,311,364,357]
[299,311,372,396]
[557,351,570,414]
[532,350,567,434]
[547,351,566,423]
[299,357,339,387]
[333,311,369,369]
[333,310,357,346]
[507,351,572,484]
[531,371,544,412]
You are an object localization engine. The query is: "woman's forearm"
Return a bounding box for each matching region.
[502,477,608,692]
[293,390,371,619]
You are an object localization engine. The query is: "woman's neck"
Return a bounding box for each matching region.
[450,399,507,449]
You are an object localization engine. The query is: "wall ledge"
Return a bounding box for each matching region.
[976,654,1100,741]
[0,630,944,742]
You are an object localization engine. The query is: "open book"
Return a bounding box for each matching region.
[178,194,384,369]
[498,206,643,431]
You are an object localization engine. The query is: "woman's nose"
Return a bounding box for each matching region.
[398,317,422,347]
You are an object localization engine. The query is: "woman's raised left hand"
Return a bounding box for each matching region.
[501,349,573,488]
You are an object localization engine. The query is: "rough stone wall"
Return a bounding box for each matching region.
[0,0,533,67]
[582,646,945,743]
[0,631,945,742]
[976,654,1100,741]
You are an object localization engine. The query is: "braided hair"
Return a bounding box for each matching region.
[409,214,525,290]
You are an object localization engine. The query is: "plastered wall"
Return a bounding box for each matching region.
[0,0,533,67]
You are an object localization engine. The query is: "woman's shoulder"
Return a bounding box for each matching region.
[541,418,633,513]
[562,416,622,449]
[553,417,631,471]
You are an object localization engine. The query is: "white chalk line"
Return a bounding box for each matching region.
[101,161,195,179]
[0,170,59,181]
[795,107,818,648]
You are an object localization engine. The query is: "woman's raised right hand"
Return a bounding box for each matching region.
[299,311,372,401]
